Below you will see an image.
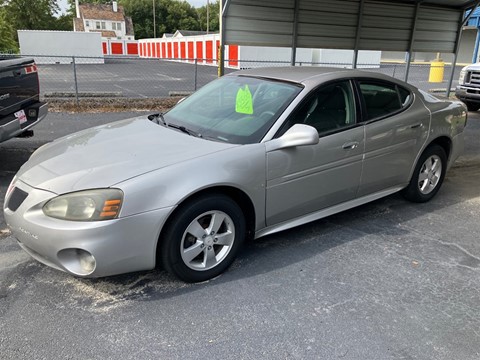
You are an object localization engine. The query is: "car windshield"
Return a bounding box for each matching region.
[164,75,302,144]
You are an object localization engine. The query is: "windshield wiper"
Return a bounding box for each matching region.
[148,113,201,138]
[147,113,166,126]
[167,123,202,138]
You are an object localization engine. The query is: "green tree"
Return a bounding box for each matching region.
[0,6,18,52]
[121,0,199,39]
[197,0,219,32]
[164,0,199,32]
[0,0,72,51]
[6,0,61,31]
[53,14,75,31]
[120,0,154,38]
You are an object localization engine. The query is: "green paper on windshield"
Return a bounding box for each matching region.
[235,85,254,115]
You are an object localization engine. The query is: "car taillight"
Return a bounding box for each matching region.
[32,62,40,96]
[25,64,37,73]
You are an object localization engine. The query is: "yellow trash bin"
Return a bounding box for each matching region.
[429,61,445,83]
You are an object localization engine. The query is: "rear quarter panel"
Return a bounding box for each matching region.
[418,90,467,168]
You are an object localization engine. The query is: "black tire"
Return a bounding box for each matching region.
[160,194,246,283]
[402,144,447,203]
[466,102,480,112]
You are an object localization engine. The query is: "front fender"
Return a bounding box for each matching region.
[115,143,267,231]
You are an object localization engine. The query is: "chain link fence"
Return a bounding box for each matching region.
[31,55,221,102]
[1,54,462,103]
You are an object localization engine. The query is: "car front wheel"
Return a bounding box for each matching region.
[160,194,246,282]
[402,144,447,203]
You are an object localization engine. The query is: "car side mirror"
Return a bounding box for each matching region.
[266,124,319,152]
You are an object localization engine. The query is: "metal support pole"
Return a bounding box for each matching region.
[473,28,480,63]
[447,52,459,97]
[219,0,231,77]
[291,0,300,66]
[404,52,412,81]
[405,1,421,82]
[446,20,463,97]
[352,0,365,69]
[72,56,79,106]
[194,58,198,90]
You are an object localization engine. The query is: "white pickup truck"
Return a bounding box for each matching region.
[455,63,480,111]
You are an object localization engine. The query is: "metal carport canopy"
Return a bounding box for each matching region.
[219,0,480,91]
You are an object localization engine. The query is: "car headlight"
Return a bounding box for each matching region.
[43,189,123,221]
[459,68,467,85]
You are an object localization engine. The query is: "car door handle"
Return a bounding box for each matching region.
[410,123,423,129]
[342,141,359,150]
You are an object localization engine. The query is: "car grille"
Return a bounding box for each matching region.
[7,187,28,212]
[467,71,480,86]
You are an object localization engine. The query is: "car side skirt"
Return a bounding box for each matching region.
[255,185,405,239]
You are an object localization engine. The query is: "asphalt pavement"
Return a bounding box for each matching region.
[38,58,223,98]
[0,110,479,359]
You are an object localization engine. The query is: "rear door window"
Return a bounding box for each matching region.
[359,81,411,121]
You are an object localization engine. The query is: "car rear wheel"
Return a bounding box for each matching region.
[402,144,447,203]
[160,194,246,282]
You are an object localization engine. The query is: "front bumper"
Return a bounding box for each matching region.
[4,179,174,277]
[455,86,480,104]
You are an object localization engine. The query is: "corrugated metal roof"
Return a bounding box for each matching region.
[223,0,478,53]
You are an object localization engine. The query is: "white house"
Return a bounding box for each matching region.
[73,0,134,41]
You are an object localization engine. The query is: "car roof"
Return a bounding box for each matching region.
[229,66,413,89]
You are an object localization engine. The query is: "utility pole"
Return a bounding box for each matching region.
[153,0,156,38]
[206,0,210,34]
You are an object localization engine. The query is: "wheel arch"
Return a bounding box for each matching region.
[155,185,256,266]
[402,139,448,203]
[428,135,452,161]
[406,135,452,191]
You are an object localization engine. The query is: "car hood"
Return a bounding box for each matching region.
[464,63,480,71]
[17,116,238,194]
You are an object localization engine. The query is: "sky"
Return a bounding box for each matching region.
[57,0,210,14]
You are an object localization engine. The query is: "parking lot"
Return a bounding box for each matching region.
[38,58,226,98]
[0,110,479,359]
[36,57,461,99]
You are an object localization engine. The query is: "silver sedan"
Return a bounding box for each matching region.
[3,67,467,282]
